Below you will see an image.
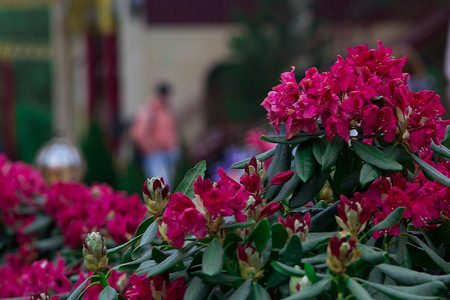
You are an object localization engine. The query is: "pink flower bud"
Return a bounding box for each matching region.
[326,236,360,274]
[143,177,170,216]
[279,212,310,242]
[237,243,264,280]
[335,194,370,238]
[270,170,294,185]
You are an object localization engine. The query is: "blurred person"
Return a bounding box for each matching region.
[131,82,179,186]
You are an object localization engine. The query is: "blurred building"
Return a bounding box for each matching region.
[0,0,449,166]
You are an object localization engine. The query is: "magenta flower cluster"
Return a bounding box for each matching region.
[262,41,448,152]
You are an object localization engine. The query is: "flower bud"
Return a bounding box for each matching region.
[326,236,360,274]
[270,170,294,185]
[83,232,108,273]
[143,177,170,216]
[289,266,312,295]
[237,243,264,280]
[244,157,266,185]
[335,194,369,238]
[279,212,310,242]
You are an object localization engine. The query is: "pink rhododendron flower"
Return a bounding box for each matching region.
[162,192,207,248]
[124,272,187,300]
[0,255,71,298]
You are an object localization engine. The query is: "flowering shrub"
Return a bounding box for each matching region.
[3,42,450,299]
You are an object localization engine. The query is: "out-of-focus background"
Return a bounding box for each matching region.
[0,0,449,194]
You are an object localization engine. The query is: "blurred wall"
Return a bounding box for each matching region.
[117,3,237,146]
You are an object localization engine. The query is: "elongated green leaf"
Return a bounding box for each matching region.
[271,223,288,250]
[222,220,255,229]
[358,244,386,265]
[107,234,143,255]
[390,282,447,297]
[289,168,330,208]
[352,140,402,171]
[132,220,158,258]
[347,277,373,300]
[22,215,52,234]
[114,250,152,272]
[295,143,315,182]
[251,283,271,300]
[34,236,64,251]
[390,234,411,269]
[376,263,450,286]
[283,278,331,300]
[231,147,276,169]
[134,216,155,237]
[407,234,450,273]
[312,139,325,164]
[310,201,339,232]
[357,279,445,300]
[431,142,450,159]
[267,235,303,289]
[304,263,318,283]
[228,276,252,300]
[271,170,301,203]
[246,218,271,252]
[366,207,404,236]
[193,271,240,285]
[68,277,91,300]
[265,144,292,200]
[98,286,117,300]
[271,261,331,279]
[184,277,211,300]
[411,153,450,187]
[322,136,344,170]
[360,163,381,186]
[175,160,207,198]
[202,238,224,276]
[137,243,197,277]
[261,135,315,144]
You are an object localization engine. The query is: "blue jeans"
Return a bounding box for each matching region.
[142,149,179,186]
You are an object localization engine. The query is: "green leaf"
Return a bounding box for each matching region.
[228,276,252,300]
[360,163,381,186]
[283,278,331,300]
[136,243,197,277]
[295,143,315,182]
[261,134,315,144]
[175,160,207,198]
[271,223,288,250]
[265,144,292,200]
[267,235,303,289]
[358,244,386,265]
[132,220,158,258]
[202,238,224,276]
[312,139,325,165]
[68,276,91,300]
[223,232,243,258]
[310,201,339,232]
[246,218,271,252]
[107,234,143,255]
[347,277,373,300]
[231,147,276,169]
[34,236,64,251]
[407,234,450,273]
[184,277,211,300]
[271,170,301,203]
[251,283,271,300]
[366,207,405,236]
[376,263,450,286]
[134,216,155,237]
[113,250,152,272]
[389,234,411,269]
[193,271,240,285]
[357,278,446,300]
[431,142,450,159]
[98,286,117,300]
[222,220,256,229]
[271,261,331,279]
[304,263,318,283]
[289,168,330,208]
[352,140,402,171]
[410,153,450,187]
[22,215,52,234]
[321,136,344,170]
